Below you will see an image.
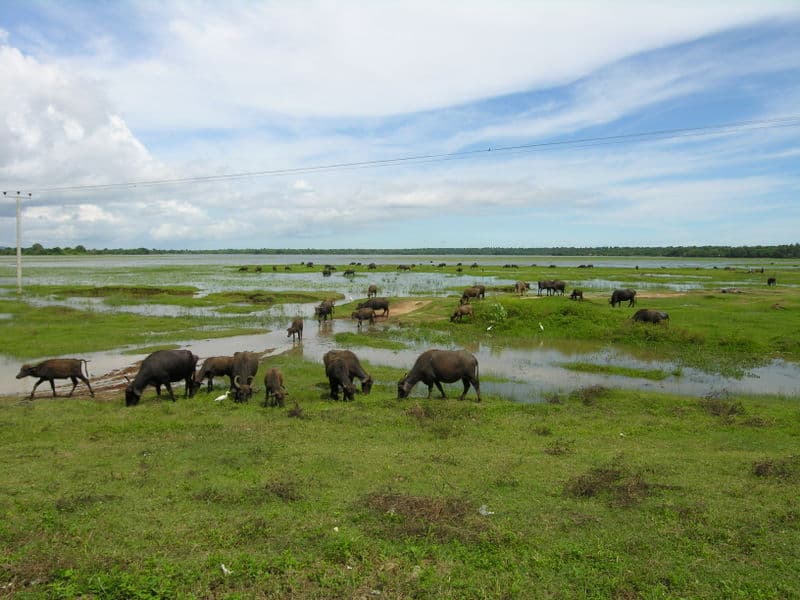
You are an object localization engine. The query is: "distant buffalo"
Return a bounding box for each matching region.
[460,286,482,304]
[287,317,304,341]
[16,358,94,399]
[515,281,530,296]
[397,349,481,402]
[315,299,335,322]
[367,284,378,298]
[610,289,637,307]
[570,289,583,301]
[632,309,669,324]
[767,277,777,286]
[351,307,375,328]
[450,304,474,322]
[357,297,389,317]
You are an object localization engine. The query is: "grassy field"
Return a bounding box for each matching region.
[1,258,799,598]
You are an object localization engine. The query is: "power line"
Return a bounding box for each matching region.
[4,115,800,196]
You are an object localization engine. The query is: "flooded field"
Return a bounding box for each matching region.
[2,254,799,400]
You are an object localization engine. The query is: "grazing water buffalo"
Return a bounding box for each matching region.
[537,280,552,296]
[450,304,474,322]
[16,358,94,399]
[460,286,482,304]
[570,289,584,301]
[632,309,669,324]
[263,368,286,407]
[125,349,198,406]
[367,284,378,298]
[343,269,356,277]
[515,281,530,296]
[351,307,375,328]
[767,277,777,286]
[324,355,356,401]
[231,351,259,403]
[287,317,304,341]
[193,355,234,392]
[397,349,481,402]
[357,297,389,317]
[323,350,373,395]
[610,288,637,307]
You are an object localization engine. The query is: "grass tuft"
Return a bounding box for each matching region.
[569,384,610,405]
[564,460,652,507]
[752,456,800,481]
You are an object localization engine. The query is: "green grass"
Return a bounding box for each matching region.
[1,354,799,598]
[561,361,674,381]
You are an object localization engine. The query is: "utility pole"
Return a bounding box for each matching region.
[3,191,27,294]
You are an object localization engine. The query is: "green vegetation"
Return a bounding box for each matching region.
[1,354,799,598]
[561,361,673,381]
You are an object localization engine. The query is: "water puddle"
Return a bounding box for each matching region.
[2,316,798,401]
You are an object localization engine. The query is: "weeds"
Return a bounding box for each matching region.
[569,384,610,405]
[752,456,800,481]
[564,459,652,507]
[699,391,745,419]
[544,438,575,456]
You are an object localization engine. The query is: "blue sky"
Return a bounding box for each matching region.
[1,1,799,250]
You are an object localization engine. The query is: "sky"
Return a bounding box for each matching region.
[1,1,799,250]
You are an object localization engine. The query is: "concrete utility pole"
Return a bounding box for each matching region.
[3,191,27,294]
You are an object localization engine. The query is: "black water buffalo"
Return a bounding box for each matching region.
[610,288,637,307]
[351,307,375,328]
[570,289,584,301]
[537,280,552,296]
[231,351,259,403]
[193,355,234,392]
[16,358,94,399]
[324,355,356,401]
[125,349,198,406]
[287,317,304,341]
[323,350,373,395]
[552,280,566,295]
[357,297,389,317]
[515,281,530,296]
[450,304,474,322]
[767,277,777,286]
[397,349,481,402]
[632,309,669,324]
[367,284,378,298]
[263,368,286,407]
[460,286,482,304]
[343,269,356,277]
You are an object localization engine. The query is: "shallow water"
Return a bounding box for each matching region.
[2,317,798,400]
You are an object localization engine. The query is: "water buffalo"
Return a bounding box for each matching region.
[315,300,334,322]
[450,304,474,322]
[473,284,486,298]
[193,355,234,392]
[368,263,377,269]
[767,277,777,286]
[367,284,378,298]
[515,281,530,296]
[125,349,198,406]
[357,297,389,317]
[632,309,669,324]
[16,358,94,399]
[231,351,259,403]
[460,286,482,304]
[351,307,375,328]
[324,355,356,401]
[570,289,584,301]
[287,317,304,341]
[610,288,637,307]
[263,368,286,407]
[343,269,356,277]
[537,280,552,296]
[552,280,566,296]
[323,350,373,394]
[397,349,481,402]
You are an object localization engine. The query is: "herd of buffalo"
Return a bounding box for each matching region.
[17,266,776,403]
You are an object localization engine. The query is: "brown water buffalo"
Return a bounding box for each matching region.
[193,355,234,392]
[125,349,198,406]
[357,297,389,317]
[16,358,94,399]
[570,289,584,301]
[552,280,566,295]
[367,284,378,298]
[315,300,334,321]
[231,351,259,403]
[460,286,482,304]
[287,317,304,341]
[515,281,530,296]
[632,309,669,324]
[397,349,481,402]
[351,307,375,328]
[450,304,474,322]
[767,277,777,286]
[610,288,637,307]
[263,368,286,407]
[537,280,553,296]
[323,350,373,394]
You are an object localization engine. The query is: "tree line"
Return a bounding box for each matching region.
[2,243,799,259]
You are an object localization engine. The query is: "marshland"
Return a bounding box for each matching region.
[1,254,799,598]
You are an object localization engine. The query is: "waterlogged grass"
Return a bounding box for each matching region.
[1,353,799,598]
[561,361,674,381]
[0,299,254,359]
[333,332,408,351]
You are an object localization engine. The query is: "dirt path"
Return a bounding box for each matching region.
[389,299,432,316]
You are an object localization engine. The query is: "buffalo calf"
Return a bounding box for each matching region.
[16,358,94,399]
